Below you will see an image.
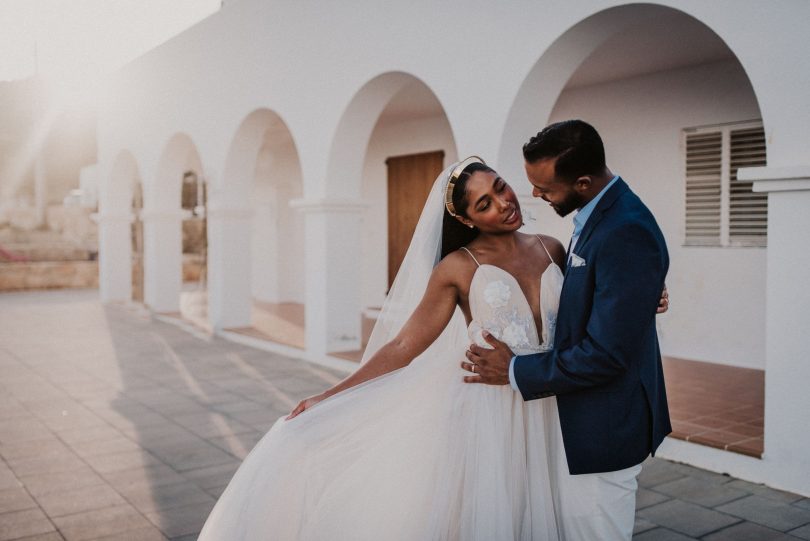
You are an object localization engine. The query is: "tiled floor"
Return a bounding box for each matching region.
[0,289,807,540]
[663,358,764,458]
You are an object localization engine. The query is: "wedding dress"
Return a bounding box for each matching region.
[198,165,567,540]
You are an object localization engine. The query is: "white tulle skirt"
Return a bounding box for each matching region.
[198,337,563,540]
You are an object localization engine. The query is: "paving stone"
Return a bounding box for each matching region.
[636,487,671,510]
[7,451,87,478]
[632,527,699,540]
[0,508,56,541]
[724,479,804,503]
[638,499,741,537]
[37,410,107,432]
[795,499,810,511]
[633,516,657,534]
[83,527,167,541]
[203,483,228,499]
[19,467,107,498]
[67,436,143,458]
[716,495,810,532]
[671,463,734,485]
[168,535,198,541]
[638,458,687,488]
[117,481,215,514]
[102,464,188,493]
[0,486,37,514]
[181,462,240,491]
[225,408,282,430]
[652,476,748,507]
[51,504,152,541]
[0,438,73,462]
[149,442,235,473]
[703,521,803,540]
[790,523,810,540]
[206,431,263,460]
[170,412,254,440]
[0,418,54,444]
[0,468,22,491]
[83,449,164,474]
[144,500,216,538]
[33,482,126,518]
[9,532,65,541]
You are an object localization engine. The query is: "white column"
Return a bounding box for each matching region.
[94,212,133,302]
[741,165,810,495]
[291,198,368,356]
[207,205,253,331]
[141,209,184,313]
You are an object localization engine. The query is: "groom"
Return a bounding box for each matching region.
[463,120,671,540]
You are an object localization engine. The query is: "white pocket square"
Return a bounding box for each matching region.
[569,253,587,267]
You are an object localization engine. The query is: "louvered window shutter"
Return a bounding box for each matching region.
[729,126,767,245]
[685,132,722,245]
[683,121,766,247]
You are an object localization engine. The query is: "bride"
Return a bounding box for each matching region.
[198,157,664,540]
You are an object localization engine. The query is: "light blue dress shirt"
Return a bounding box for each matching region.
[507,175,620,392]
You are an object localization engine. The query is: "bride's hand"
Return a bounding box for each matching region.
[286,393,328,420]
[656,284,669,314]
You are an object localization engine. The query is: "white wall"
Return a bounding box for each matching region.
[549,59,765,368]
[360,114,457,308]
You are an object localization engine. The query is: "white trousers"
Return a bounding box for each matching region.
[544,396,641,541]
[554,461,642,541]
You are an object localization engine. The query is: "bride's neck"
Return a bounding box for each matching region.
[477,231,521,253]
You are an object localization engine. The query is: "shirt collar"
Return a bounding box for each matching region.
[573,175,619,235]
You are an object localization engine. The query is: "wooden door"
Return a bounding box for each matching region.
[386,150,444,288]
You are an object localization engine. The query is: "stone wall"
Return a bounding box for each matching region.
[0,261,98,291]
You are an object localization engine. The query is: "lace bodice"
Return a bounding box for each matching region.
[467,263,563,356]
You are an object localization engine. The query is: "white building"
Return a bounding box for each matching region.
[95,0,810,496]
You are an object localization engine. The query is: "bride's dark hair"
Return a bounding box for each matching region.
[440,162,495,259]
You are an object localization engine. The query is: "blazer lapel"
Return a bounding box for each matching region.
[573,178,629,253]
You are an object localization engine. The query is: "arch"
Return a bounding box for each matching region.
[325,71,458,199]
[496,2,767,186]
[220,108,302,207]
[495,2,769,460]
[152,132,204,211]
[206,108,306,335]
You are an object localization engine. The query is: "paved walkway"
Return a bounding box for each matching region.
[1,289,809,541]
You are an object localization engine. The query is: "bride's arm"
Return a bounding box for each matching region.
[287,259,461,419]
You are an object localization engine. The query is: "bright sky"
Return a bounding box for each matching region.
[0,0,222,82]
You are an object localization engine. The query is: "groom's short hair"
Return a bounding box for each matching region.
[522,120,606,183]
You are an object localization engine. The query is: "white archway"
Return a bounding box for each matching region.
[497,2,769,466]
[144,133,204,314]
[208,108,305,338]
[300,72,458,357]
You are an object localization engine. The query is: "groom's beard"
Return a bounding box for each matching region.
[552,191,587,217]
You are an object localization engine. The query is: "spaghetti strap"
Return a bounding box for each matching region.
[459,246,481,267]
[535,235,553,263]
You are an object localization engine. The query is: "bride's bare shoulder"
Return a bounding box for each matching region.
[530,233,566,267]
[433,250,477,287]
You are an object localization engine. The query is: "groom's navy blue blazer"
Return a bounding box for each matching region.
[514,178,671,475]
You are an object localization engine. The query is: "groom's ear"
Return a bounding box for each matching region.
[573,175,593,193]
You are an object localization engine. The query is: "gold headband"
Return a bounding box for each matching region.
[445,156,486,217]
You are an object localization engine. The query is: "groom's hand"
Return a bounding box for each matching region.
[461,331,512,386]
